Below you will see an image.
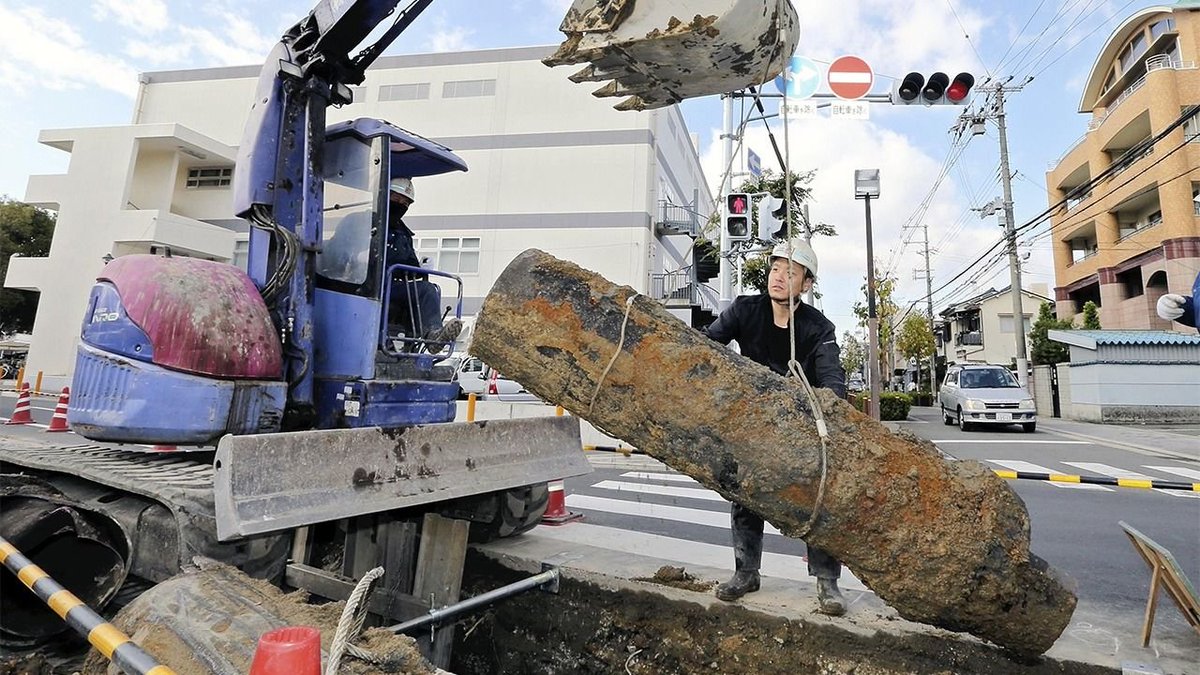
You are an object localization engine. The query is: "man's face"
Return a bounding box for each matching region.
[390,191,413,218]
[767,258,813,302]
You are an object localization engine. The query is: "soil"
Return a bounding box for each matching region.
[633,565,717,593]
[452,552,1116,675]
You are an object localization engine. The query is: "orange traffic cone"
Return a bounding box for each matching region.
[540,479,583,525]
[45,387,70,433]
[5,383,33,425]
[249,626,321,675]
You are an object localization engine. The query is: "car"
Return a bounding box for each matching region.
[938,364,1037,433]
[453,356,488,397]
[848,374,866,393]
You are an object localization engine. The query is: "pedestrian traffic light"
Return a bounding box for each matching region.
[757,196,786,242]
[891,72,974,105]
[725,192,750,241]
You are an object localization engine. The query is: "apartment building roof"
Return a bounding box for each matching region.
[1049,329,1200,348]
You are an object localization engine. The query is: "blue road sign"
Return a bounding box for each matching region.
[774,56,820,99]
[748,149,762,178]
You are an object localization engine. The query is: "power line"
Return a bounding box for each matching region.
[943,0,992,78]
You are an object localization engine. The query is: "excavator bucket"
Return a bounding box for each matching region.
[547,0,800,111]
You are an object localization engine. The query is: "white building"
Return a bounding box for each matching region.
[6,46,714,383]
[936,285,1050,367]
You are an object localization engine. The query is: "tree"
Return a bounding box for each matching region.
[0,198,56,335]
[840,330,865,379]
[897,314,936,390]
[1081,300,1101,329]
[851,273,899,386]
[1030,301,1073,365]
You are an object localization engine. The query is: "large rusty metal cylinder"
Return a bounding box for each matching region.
[470,249,1076,655]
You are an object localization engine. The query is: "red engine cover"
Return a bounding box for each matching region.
[101,255,283,379]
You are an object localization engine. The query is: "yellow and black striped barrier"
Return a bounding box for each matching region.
[992,470,1200,492]
[0,536,176,675]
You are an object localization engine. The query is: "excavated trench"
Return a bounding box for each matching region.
[452,553,1116,675]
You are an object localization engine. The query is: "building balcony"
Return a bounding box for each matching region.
[24,174,68,210]
[3,255,51,292]
[654,200,702,238]
[109,209,237,260]
[955,331,984,347]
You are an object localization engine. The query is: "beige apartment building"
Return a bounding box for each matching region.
[1045,1,1200,330]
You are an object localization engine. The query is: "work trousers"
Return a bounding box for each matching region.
[730,502,842,579]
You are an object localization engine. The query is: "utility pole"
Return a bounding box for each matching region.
[719,94,736,311]
[918,222,937,393]
[959,79,1030,386]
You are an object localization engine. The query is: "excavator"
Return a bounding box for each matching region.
[0,0,799,664]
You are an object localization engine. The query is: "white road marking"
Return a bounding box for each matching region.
[592,480,725,502]
[532,521,867,591]
[1065,462,1200,499]
[1145,466,1200,482]
[620,471,699,484]
[933,440,1091,444]
[567,493,782,536]
[0,417,49,429]
[985,460,1110,490]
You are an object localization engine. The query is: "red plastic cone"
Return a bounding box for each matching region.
[5,383,33,425]
[45,387,70,432]
[249,626,321,675]
[540,479,582,525]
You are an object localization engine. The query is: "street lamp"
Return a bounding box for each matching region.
[855,169,881,421]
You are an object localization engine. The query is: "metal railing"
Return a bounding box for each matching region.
[656,200,701,237]
[650,267,698,305]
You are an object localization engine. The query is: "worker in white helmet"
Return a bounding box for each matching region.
[387,177,461,351]
[701,237,849,616]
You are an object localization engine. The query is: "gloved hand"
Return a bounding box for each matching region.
[1156,293,1187,321]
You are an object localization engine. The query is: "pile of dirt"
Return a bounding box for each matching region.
[633,565,716,593]
[452,553,1115,675]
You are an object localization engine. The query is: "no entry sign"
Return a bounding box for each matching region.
[827,55,873,100]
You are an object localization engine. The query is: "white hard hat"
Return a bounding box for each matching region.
[769,239,818,279]
[389,177,415,201]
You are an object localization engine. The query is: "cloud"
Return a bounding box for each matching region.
[422,15,476,53]
[174,14,278,66]
[93,0,169,34]
[0,5,138,96]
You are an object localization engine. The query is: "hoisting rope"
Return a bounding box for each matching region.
[776,14,830,537]
[326,566,386,674]
[588,292,641,416]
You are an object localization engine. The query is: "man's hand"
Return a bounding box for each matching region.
[1157,293,1187,321]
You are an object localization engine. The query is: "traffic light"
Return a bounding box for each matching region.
[725,193,750,241]
[892,72,974,105]
[757,196,786,242]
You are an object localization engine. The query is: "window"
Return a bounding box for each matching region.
[186,166,232,188]
[442,79,496,98]
[1192,183,1199,216]
[417,237,480,274]
[1149,18,1175,40]
[1186,108,1199,144]
[999,315,1032,334]
[379,83,430,101]
[232,238,250,271]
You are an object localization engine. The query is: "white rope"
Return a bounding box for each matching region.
[588,293,640,416]
[326,566,385,675]
[777,21,830,538]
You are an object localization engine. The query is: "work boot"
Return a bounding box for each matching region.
[816,577,846,616]
[715,570,760,602]
[423,318,463,351]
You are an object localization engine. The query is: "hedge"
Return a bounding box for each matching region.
[848,392,912,421]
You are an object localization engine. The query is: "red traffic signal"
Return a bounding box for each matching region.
[727,193,749,215]
[946,73,975,102]
[892,71,974,106]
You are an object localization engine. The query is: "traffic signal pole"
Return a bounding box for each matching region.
[720,93,736,310]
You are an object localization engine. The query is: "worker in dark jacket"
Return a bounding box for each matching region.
[386,177,460,352]
[702,238,849,615]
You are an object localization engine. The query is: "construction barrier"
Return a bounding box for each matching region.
[46,387,70,432]
[993,469,1199,492]
[249,626,321,675]
[4,383,33,425]
[0,535,177,675]
[540,479,582,525]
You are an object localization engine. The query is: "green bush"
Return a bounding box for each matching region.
[880,393,912,421]
[847,392,910,420]
[909,391,934,407]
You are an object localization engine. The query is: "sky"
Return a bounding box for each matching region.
[0,0,1174,334]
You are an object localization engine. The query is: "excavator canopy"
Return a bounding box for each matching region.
[547,0,800,110]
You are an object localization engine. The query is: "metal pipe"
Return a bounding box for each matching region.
[388,567,559,635]
[0,536,175,675]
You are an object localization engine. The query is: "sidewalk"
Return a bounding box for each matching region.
[1035,417,1199,461]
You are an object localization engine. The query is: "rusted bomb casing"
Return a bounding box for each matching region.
[470,249,1076,655]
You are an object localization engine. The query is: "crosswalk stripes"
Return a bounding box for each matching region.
[1145,465,1200,482]
[1062,462,1200,499]
[985,460,1112,490]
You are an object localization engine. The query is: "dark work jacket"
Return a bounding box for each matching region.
[702,294,847,398]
